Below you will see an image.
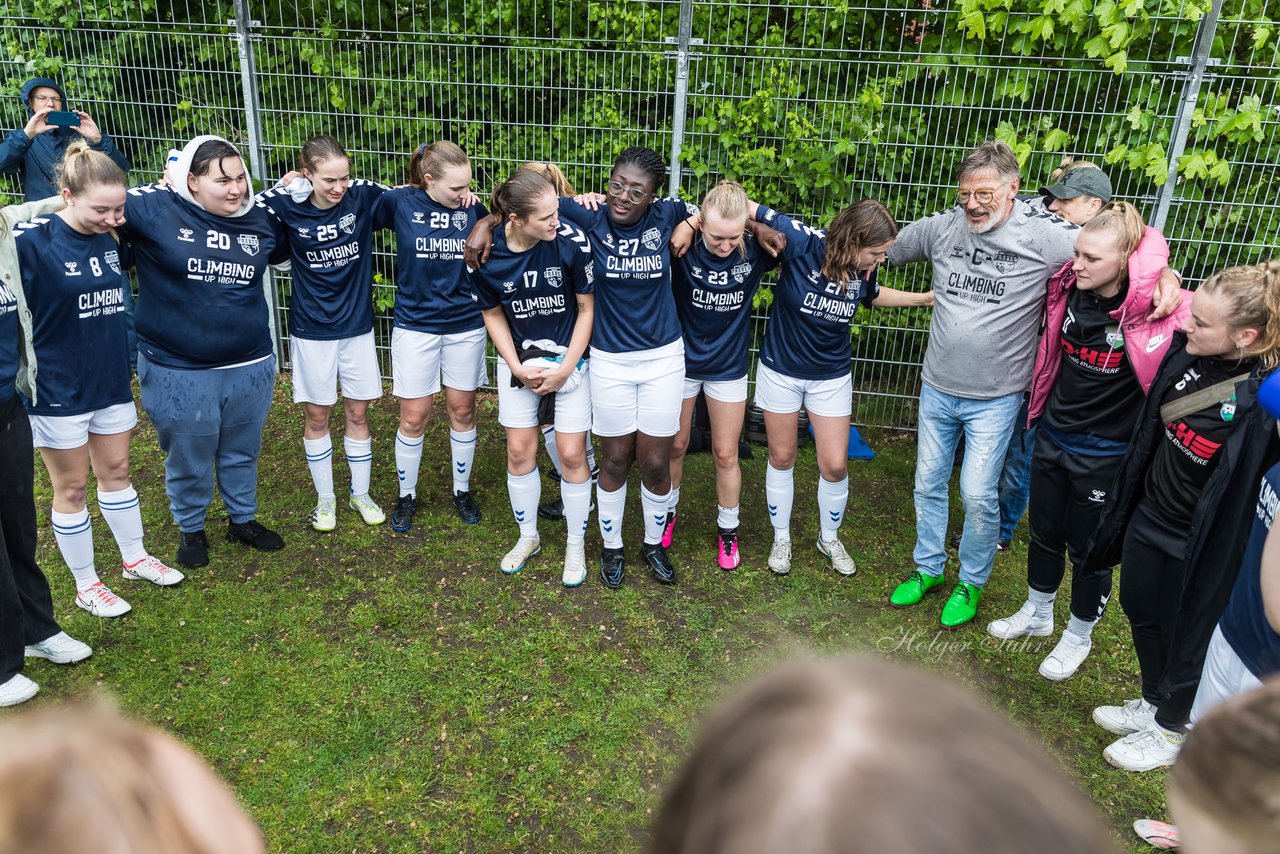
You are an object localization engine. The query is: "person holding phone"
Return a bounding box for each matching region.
[0,78,130,201]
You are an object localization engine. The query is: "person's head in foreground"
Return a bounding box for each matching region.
[0,698,264,854]
[1169,677,1280,853]
[649,655,1117,854]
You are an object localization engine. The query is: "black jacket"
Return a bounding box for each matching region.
[1082,332,1280,696]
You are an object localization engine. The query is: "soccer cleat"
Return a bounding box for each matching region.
[816,537,856,576]
[122,555,184,587]
[641,542,676,584]
[599,547,625,589]
[767,538,792,575]
[25,631,92,664]
[1104,723,1184,772]
[500,535,541,575]
[939,582,983,629]
[0,673,38,707]
[562,543,587,587]
[76,581,132,618]
[1133,819,1180,850]
[453,490,481,524]
[1092,698,1156,736]
[717,528,741,571]
[661,512,677,548]
[390,494,418,532]
[176,530,209,568]
[537,498,565,521]
[226,520,284,551]
[310,496,337,532]
[987,601,1053,639]
[889,570,945,607]
[348,493,386,526]
[1038,633,1092,681]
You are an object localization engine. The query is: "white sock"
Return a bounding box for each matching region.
[1065,614,1097,642]
[562,478,592,546]
[52,508,98,589]
[451,427,477,493]
[765,464,794,541]
[641,484,670,545]
[597,480,627,549]
[586,437,597,474]
[717,504,739,530]
[98,485,147,564]
[304,435,335,500]
[507,469,541,537]
[542,426,562,473]
[345,436,373,496]
[667,486,681,515]
[395,431,423,498]
[1029,586,1056,621]
[817,475,848,543]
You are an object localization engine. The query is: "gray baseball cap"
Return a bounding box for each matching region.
[1041,168,1112,202]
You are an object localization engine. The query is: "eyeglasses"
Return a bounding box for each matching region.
[956,187,1004,205]
[607,181,653,203]
[32,94,63,106]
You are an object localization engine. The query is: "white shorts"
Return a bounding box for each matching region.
[754,363,852,418]
[391,326,487,399]
[1189,624,1263,726]
[590,346,685,438]
[683,375,749,404]
[30,402,138,450]
[290,331,383,405]
[497,361,592,432]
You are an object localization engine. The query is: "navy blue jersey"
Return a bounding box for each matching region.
[469,221,595,351]
[1221,461,1280,678]
[673,228,780,381]
[371,187,487,334]
[0,272,17,403]
[123,184,288,369]
[15,215,132,415]
[558,196,697,354]
[757,209,878,381]
[258,179,389,341]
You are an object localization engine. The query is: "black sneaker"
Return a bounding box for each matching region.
[176,530,209,568]
[641,542,676,585]
[453,490,481,524]
[600,547,625,589]
[226,520,284,551]
[390,495,417,532]
[538,498,565,521]
[997,538,1012,552]
[948,533,962,549]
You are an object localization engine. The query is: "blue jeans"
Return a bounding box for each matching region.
[138,354,276,532]
[913,384,1023,587]
[998,398,1035,542]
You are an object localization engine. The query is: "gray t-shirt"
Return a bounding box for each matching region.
[888,199,1078,399]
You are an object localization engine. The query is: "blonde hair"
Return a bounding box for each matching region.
[408,140,470,189]
[520,161,575,196]
[56,139,126,194]
[1081,200,1145,258]
[700,180,752,257]
[1047,157,1101,185]
[1198,260,1280,369]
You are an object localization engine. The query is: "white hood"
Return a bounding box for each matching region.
[170,134,256,218]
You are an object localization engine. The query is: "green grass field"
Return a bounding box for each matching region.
[24,381,1166,852]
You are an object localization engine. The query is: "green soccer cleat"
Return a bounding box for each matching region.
[940,582,983,629]
[889,570,945,607]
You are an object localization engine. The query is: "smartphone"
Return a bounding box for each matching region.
[46,111,80,127]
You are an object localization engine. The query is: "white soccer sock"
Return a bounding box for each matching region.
[98,485,147,565]
[395,431,423,498]
[641,484,671,546]
[562,478,592,546]
[52,508,98,589]
[507,469,541,537]
[597,480,627,549]
[717,504,740,530]
[1029,586,1056,621]
[345,436,373,496]
[586,437,598,474]
[667,486,681,515]
[765,464,794,541]
[451,427,477,493]
[304,435,335,500]
[541,426,563,474]
[1065,614,1097,642]
[817,475,849,543]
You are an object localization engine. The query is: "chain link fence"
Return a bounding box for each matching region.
[3,0,1276,428]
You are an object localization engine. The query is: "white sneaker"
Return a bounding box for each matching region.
[1038,632,1091,681]
[816,537,856,577]
[767,538,792,575]
[122,555,184,587]
[0,673,38,707]
[310,497,337,532]
[76,582,132,618]
[348,492,386,526]
[501,535,541,575]
[25,631,93,664]
[988,601,1054,640]
[562,543,587,587]
[1092,697,1156,735]
[1104,722,1184,772]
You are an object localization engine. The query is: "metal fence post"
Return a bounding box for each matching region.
[1152,0,1223,232]
[666,0,698,198]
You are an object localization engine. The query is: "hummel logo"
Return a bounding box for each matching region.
[653,515,665,524]
[455,462,465,473]
[1146,334,1169,353]
[828,511,841,521]
[396,468,406,479]
[602,521,614,532]
[1089,489,1106,503]
[515,510,526,521]
[768,503,778,516]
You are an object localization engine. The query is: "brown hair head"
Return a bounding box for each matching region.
[298,134,348,175]
[408,140,470,189]
[491,168,556,221]
[821,199,899,284]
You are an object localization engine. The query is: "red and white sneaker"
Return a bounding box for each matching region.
[661,512,677,549]
[123,555,185,587]
[76,582,132,618]
[1133,819,1180,849]
[717,528,741,571]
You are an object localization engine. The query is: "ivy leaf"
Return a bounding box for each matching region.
[959,9,987,39]
[1104,49,1129,74]
[1043,128,1072,151]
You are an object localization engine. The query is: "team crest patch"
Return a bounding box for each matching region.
[544,267,563,288]
[1105,325,1124,348]
[238,234,260,256]
[105,250,121,275]
[452,211,469,231]
[339,213,357,234]
[992,251,1017,274]
[732,262,752,283]
[1222,395,1237,422]
[641,227,661,251]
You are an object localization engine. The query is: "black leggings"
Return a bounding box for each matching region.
[1119,500,1197,729]
[1026,430,1116,621]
